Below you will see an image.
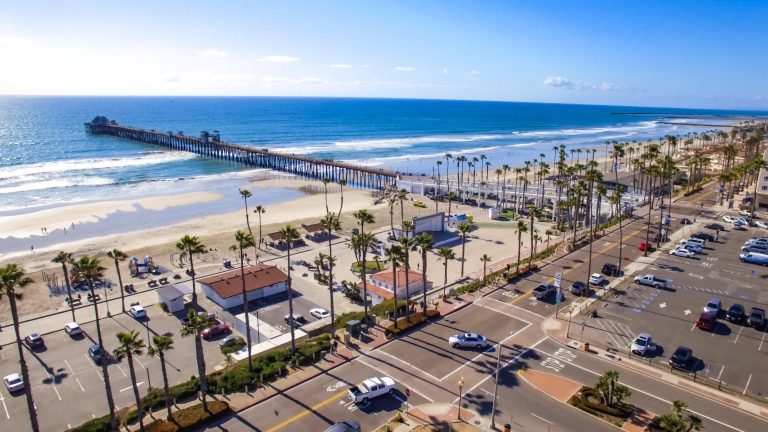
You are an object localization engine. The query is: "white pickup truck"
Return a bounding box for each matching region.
[633,274,668,289]
[348,377,396,405]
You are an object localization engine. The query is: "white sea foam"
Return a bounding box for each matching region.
[0,177,114,194]
[271,134,506,154]
[514,121,657,138]
[0,151,198,180]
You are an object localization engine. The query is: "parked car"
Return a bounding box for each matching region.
[733,221,748,231]
[678,240,702,253]
[669,247,695,258]
[741,245,768,254]
[310,308,331,319]
[705,223,726,231]
[740,209,753,217]
[284,313,306,328]
[3,373,24,393]
[754,221,768,229]
[696,312,717,331]
[747,308,766,329]
[25,332,44,348]
[685,237,706,248]
[219,336,244,348]
[739,252,768,265]
[570,281,588,296]
[744,238,768,247]
[64,321,82,336]
[201,323,231,339]
[533,283,557,299]
[129,304,147,319]
[324,420,362,432]
[703,298,722,315]
[726,304,746,324]
[680,218,693,225]
[692,232,714,242]
[588,273,606,285]
[669,346,694,370]
[723,215,736,224]
[631,333,656,356]
[736,217,749,225]
[448,333,488,349]
[88,344,105,365]
[633,274,667,289]
[638,241,652,252]
[601,263,619,277]
[348,377,396,405]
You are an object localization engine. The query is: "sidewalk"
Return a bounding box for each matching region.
[391,403,484,432]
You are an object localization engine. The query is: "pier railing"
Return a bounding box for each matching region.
[84,116,397,190]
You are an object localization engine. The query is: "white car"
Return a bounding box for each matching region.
[310,308,331,319]
[678,240,702,253]
[129,304,147,319]
[740,209,752,217]
[64,322,82,336]
[754,221,768,229]
[588,273,606,285]
[723,215,736,224]
[736,217,749,226]
[669,247,695,258]
[448,333,488,349]
[631,333,656,356]
[704,298,722,315]
[4,373,24,393]
[348,377,396,405]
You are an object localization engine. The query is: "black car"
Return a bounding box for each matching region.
[669,346,693,370]
[89,344,105,365]
[692,232,715,242]
[747,308,766,329]
[726,304,746,324]
[705,223,726,231]
[601,263,620,277]
[681,218,692,225]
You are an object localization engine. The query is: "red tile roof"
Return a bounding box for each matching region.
[302,222,325,233]
[370,268,426,289]
[198,265,288,299]
[358,281,395,300]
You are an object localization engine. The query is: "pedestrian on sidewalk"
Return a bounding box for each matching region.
[331,338,338,355]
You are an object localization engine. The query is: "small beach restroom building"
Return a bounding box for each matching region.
[198,265,289,309]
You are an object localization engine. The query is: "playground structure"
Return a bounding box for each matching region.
[129,256,159,277]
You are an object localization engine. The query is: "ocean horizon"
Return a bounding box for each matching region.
[1,96,766,214]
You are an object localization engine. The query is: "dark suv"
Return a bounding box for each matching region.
[692,232,715,242]
[89,344,105,365]
[601,263,620,277]
[669,346,693,370]
[726,304,746,324]
[747,308,765,329]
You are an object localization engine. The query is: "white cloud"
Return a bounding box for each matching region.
[469,70,481,75]
[197,49,227,58]
[165,76,181,82]
[753,95,764,101]
[599,82,620,91]
[258,55,300,63]
[442,68,449,75]
[544,76,574,88]
[259,76,328,85]
[331,64,353,69]
[393,66,416,72]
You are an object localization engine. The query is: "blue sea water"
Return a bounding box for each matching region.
[1,96,766,213]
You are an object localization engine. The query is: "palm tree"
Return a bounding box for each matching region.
[612,143,626,274]
[437,247,455,296]
[353,209,375,321]
[414,232,433,315]
[175,235,207,308]
[387,197,397,238]
[106,249,128,313]
[527,205,540,266]
[397,189,408,227]
[321,178,331,214]
[0,264,40,432]
[445,153,453,196]
[230,230,256,371]
[280,225,301,353]
[254,205,267,249]
[515,220,528,274]
[320,213,341,334]
[52,251,76,321]
[337,179,347,216]
[480,254,491,283]
[384,244,403,320]
[113,330,147,432]
[399,233,415,322]
[72,255,117,431]
[147,335,174,420]
[240,189,257,258]
[457,222,472,277]
[180,310,212,404]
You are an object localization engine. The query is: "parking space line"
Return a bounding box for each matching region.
[135,356,147,370]
[75,377,86,392]
[743,374,752,395]
[0,392,8,419]
[40,363,63,401]
[85,353,104,381]
[716,365,725,382]
[733,327,743,344]
[65,359,76,375]
[759,333,765,352]
[116,363,128,378]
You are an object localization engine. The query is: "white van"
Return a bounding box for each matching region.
[739,253,768,266]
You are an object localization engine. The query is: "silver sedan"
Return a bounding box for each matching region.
[448,333,487,349]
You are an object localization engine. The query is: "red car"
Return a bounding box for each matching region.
[696,312,717,331]
[201,323,231,339]
[638,241,652,252]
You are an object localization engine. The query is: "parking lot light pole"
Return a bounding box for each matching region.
[146,366,151,389]
[490,343,502,429]
[457,376,465,420]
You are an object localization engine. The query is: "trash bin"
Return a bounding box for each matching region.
[346,320,362,339]
[343,331,351,347]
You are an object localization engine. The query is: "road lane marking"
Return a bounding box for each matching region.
[373,350,442,382]
[263,389,348,432]
[531,412,554,426]
[116,363,128,378]
[40,362,62,401]
[480,388,493,397]
[355,357,435,403]
[743,374,752,395]
[120,382,144,392]
[64,359,76,375]
[135,356,147,370]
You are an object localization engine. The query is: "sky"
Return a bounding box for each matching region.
[1,0,767,110]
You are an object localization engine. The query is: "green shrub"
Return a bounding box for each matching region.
[220,338,246,355]
[384,310,440,335]
[335,311,364,329]
[145,400,230,432]
[68,415,112,432]
[141,377,200,412]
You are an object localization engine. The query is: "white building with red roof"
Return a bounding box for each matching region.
[359,268,433,305]
[198,264,288,309]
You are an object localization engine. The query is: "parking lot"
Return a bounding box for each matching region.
[581,213,768,400]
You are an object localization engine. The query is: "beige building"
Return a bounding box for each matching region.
[756,148,768,210]
[360,268,433,305]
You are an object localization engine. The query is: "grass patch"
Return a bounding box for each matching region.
[568,386,634,427]
[219,338,246,355]
[351,261,387,273]
[68,415,111,432]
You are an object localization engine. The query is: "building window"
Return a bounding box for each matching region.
[763,186,768,191]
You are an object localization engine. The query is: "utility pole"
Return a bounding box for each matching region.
[490,343,503,429]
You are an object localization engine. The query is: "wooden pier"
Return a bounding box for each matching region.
[84,116,397,189]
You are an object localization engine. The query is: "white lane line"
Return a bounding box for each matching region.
[601,310,632,321]
[690,321,697,332]
[135,356,147,370]
[115,363,128,378]
[530,412,555,426]
[75,378,85,392]
[759,333,766,352]
[356,357,435,403]
[743,374,752,395]
[480,388,493,397]
[532,347,747,432]
[0,393,9,419]
[120,382,144,392]
[716,365,725,382]
[41,363,62,401]
[477,296,542,319]
[64,359,76,375]
[373,350,442,382]
[733,327,743,344]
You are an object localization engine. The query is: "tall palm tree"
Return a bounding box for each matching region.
[52,251,76,321]
[175,235,207,308]
[0,264,39,432]
[387,197,397,238]
[437,247,455,296]
[230,230,256,371]
[147,335,174,420]
[612,143,626,274]
[353,209,375,321]
[106,249,128,313]
[337,179,347,216]
[515,220,528,274]
[399,233,415,322]
[72,255,117,431]
[180,310,211,404]
[397,189,408,227]
[480,254,491,284]
[384,244,403,320]
[254,205,267,250]
[113,330,147,432]
[527,205,540,265]
[457,222,472,277]
[280,225,301,353]
[414,232,434,315]
[445,153,453,196]
[320,213,342,334]
[321,178,331,214]
[239,189,257,258]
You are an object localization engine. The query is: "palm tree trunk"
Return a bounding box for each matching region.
[239,247,253,372]
[127,353,145,431]
[460,236,466,277]
[443,262,448,296]
[61,263,76,321]
[421,251,428,315]
[159,352,173,420]
[516,230,523,274]
[404,256,411,322]
[360,223,369,322]
[90,281,117,430]
[194,334,208,404]
[188,251,198,307]
[10,297,40,432]
[327,229,336,335]
[391,265,398,320]
[115,259,126,314]
[287,243,297,353]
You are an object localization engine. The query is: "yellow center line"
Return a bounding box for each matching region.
[265,389,349,432]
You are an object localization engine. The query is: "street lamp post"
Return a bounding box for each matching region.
[457,376,465,420]
[490,343,502,429]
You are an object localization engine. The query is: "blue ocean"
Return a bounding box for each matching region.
[1,96,765,213]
